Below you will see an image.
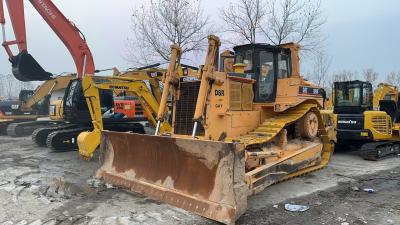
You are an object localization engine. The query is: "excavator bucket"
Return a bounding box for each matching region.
[11,51,53,81]
[97,131,248,225]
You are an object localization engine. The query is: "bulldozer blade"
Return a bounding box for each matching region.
[98,131,248,225]
[11,51,53,81]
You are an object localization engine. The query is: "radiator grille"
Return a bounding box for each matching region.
[229,82,242,110]
[371,116,391,135]
[174,81,205,135]
[242,83,253,110]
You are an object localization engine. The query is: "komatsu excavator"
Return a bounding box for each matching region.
[333,80,400,160]
[5,75,74,136]
[97,35,334,224]
[77,75,172,159]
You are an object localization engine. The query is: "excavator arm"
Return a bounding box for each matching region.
[373,83,399,110]
[77,75,171,159]
[0,0,94,81]
[22,74,74,110]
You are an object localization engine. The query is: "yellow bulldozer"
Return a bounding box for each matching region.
[96,36,334,224]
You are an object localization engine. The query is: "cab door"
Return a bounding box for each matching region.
[255,50,277,102]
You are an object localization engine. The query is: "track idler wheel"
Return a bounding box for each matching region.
[297,111,319,140]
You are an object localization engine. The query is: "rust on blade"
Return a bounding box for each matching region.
[97,131,248,225]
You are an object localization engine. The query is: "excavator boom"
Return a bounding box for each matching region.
[0,0,95,81]
[78,75,172,159]
[22,74,74,109]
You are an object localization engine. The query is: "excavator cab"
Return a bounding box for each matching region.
[62,79,114,124]
[333,80,373,114]
[11,50,53,81]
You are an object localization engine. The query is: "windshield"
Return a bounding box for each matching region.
[335,82,372,107]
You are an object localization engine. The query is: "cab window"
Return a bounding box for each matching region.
[258,51,275,101]
[278,53,290,78]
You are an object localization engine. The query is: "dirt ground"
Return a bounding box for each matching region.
[0,135,399,225]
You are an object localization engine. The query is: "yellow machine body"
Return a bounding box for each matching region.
[97,36,334,224]
[78,75,172,159]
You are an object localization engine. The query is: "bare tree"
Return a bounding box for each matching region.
[262,0,325,52]
[219,0,325,53]
[386,71,400,87]
[362,68,378,87]
[0,74,36,100]
[308,51,332,88]
[220,0,267,44]
[331,70,358,83]
[125,0,211,66]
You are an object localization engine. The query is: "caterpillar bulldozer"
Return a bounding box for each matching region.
[97,35,334,224]
[333,80,400,160]
[4,75,74,137]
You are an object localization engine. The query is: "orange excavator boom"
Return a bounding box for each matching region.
[0,0,95,81]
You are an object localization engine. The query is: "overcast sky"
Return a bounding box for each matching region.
[0,0,399,82]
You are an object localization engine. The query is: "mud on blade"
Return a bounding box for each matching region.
[97,131,248,224]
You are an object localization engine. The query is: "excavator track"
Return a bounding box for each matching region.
[229,104,334,193]
[46,125,92,152]
[32,123,76,146]
[0,120,13,135]
[6,120,65,137]
[360,141,400,160]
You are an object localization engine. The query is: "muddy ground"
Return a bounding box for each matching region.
[0,135,399,225]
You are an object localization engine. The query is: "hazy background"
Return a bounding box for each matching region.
[0,0,399,98]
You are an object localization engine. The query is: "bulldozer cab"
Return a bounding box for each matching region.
[333,80,373,114]
[233,44,292,102]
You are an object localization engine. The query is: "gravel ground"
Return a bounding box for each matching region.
[0,135,399,225]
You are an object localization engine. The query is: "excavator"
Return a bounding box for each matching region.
[31,74,149,151]
[0,0,137,149]
[31,66,183,152]
[0,75,72,134]
[77,74,172,159]
[0,0,94,81]
[96,35,334,224]
[5,74,74,136]
[0,90,46,134]
[333,80,400,160]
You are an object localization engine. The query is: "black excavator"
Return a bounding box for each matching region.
[32,78,146,151]
[0,90,50,135]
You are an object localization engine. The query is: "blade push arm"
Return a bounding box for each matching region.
[0,0,95,81]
